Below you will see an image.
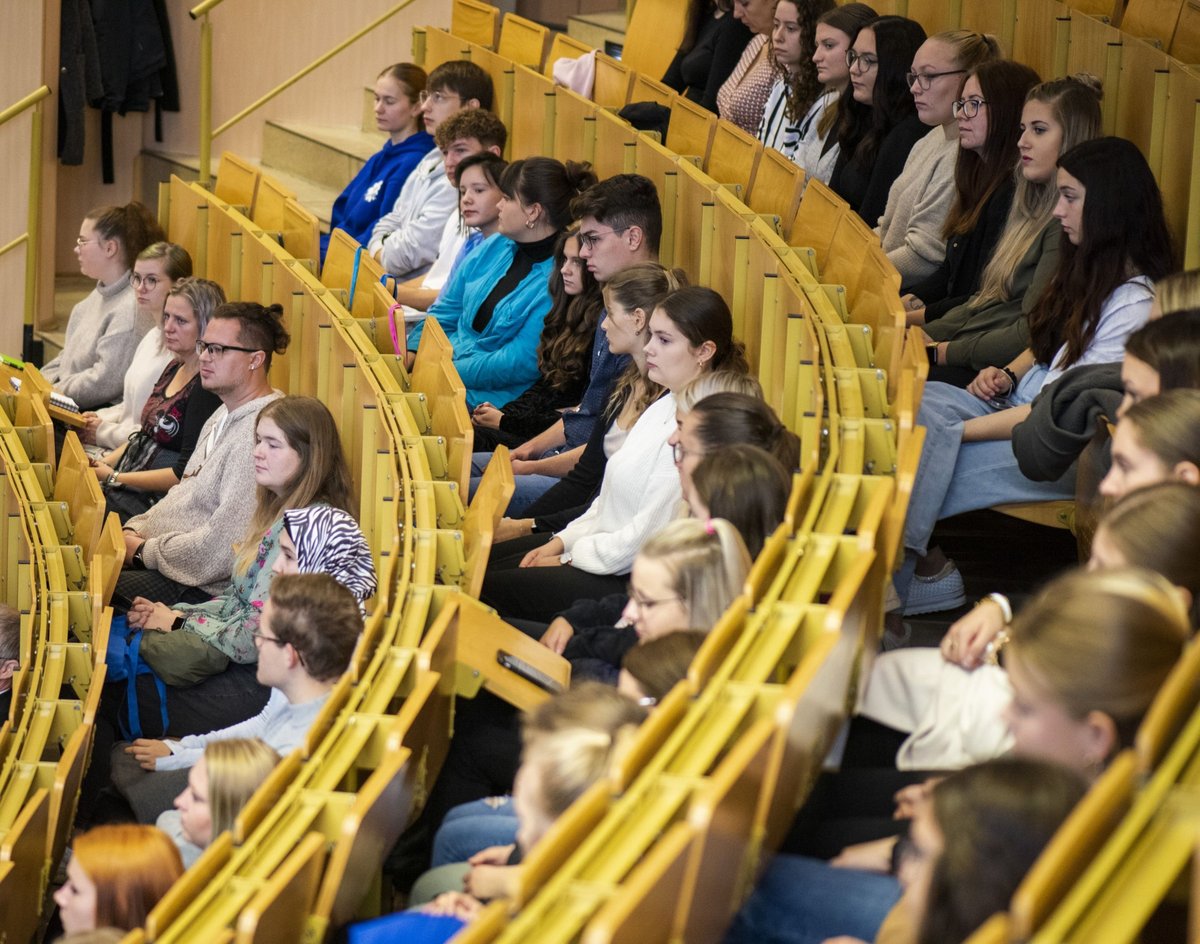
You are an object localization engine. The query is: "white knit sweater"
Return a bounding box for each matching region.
[875,123,960,287]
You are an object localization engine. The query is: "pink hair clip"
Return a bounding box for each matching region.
[705,518,716,535]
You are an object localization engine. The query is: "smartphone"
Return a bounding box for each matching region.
[497,651,564,694]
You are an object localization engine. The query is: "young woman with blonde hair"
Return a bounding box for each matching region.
[159,737,281,866]
[82,241,194,450]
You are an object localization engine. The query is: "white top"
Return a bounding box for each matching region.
[400,209,470,323]
[557,394,681,575]
[794,89,839,185]
[876,123,960,286]
[367,147,458,279]
[602,420,629,457]
[156,809,204,868]
[757,79,800,160]
[1044,276,1155,385]
[92,327,174,449]
[157,688,330,770]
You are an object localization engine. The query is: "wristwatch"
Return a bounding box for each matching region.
[105,470,120,487]
[131,543,146,569]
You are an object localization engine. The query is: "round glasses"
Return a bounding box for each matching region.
[952,98,988,119]
[845,49,878,72]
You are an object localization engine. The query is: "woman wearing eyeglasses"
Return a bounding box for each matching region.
[828,16,927,226]
[320,63,433,260]
[81,242,193,453]
[91,278,224,522]
[875,30,1000,288]
[902,60,1041,327]
[43,201,165,409]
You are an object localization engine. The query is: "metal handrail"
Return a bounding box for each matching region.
[0,85,52,360]
[192,0,418,185]
[0,86,51,127]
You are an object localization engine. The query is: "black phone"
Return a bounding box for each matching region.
[497,651,564,694]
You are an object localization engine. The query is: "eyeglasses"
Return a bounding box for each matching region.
[75,237,95,247]
[251,632,287,648]
[906,69,966,90]
[671,441,703,464]
[131,273,161,289]
[196,340,261,358]
[626,583,682,613]
[845,49,878,72]
[952,97,988,118]
[418,89,461,107]
[578,227,627,250]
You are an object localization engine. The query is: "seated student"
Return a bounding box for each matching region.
[392,109,509,322]
[876,30,1000,288]
[828,16,928,225]
[795,3,877,184]
[470,228,605,452]
[1097,390,1200,501]
[719,0,832,135]
[118,302,289,607]
[44,202,166,408]
[491,175,663,514]
[157,738,280,868]
[321,63,433,258]
[903,60,1041,324]
[729,566,1188,944]
[444,151,508,284]
[481,287,750,622]
[663,0,752,114]
[549,518,752,684]
[1012,305,1200,501]
[53,825,184,935]
[875,481,1200,774]
[81,241,193,451]
[491,262,682,523]
[90,278,225,522]
[669,390,802,496]
[0,604,18,720]
[406,683,646,911]
[407,158,598,410]
[922,75,1102,384]
[123,396,366,687]
[899,136,1174,616]
[687,444,793,558]
[756,0,828,160]
[368,60,494,279]
[116,574,362,819]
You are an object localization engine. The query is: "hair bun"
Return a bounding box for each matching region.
[564,160,599,195]
[1067,72,1103,101]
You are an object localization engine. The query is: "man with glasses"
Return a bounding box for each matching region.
[119,301,288,607]
[121,574,362,815]
[369,60,494,278]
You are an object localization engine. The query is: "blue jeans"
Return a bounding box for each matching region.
[470,451,561,516]
[902,369,1074,560]
[724,855,902,944]
[431,796,518,866]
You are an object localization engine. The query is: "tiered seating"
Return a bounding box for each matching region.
[0,374,111,942]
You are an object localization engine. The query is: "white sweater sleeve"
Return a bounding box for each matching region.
[155,689,283,771]
[564,469,681,574]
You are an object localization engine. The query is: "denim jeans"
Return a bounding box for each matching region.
[724,854,902,944]
[431,796,518,866]
[902,368,1074,560]
[469,451,561,516]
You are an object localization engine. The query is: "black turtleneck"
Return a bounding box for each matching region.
[472,230,560,333]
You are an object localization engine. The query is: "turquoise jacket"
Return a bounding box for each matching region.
[410,233,554,409]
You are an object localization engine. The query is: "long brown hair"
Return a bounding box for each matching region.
[234,396,354,570]
[942,60,1041,238]
[538,230,604,393]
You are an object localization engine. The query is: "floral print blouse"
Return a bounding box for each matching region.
[172,517,284,663]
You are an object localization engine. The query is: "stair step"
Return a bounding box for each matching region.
[141,149,341,229]
[262,120,386,191]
